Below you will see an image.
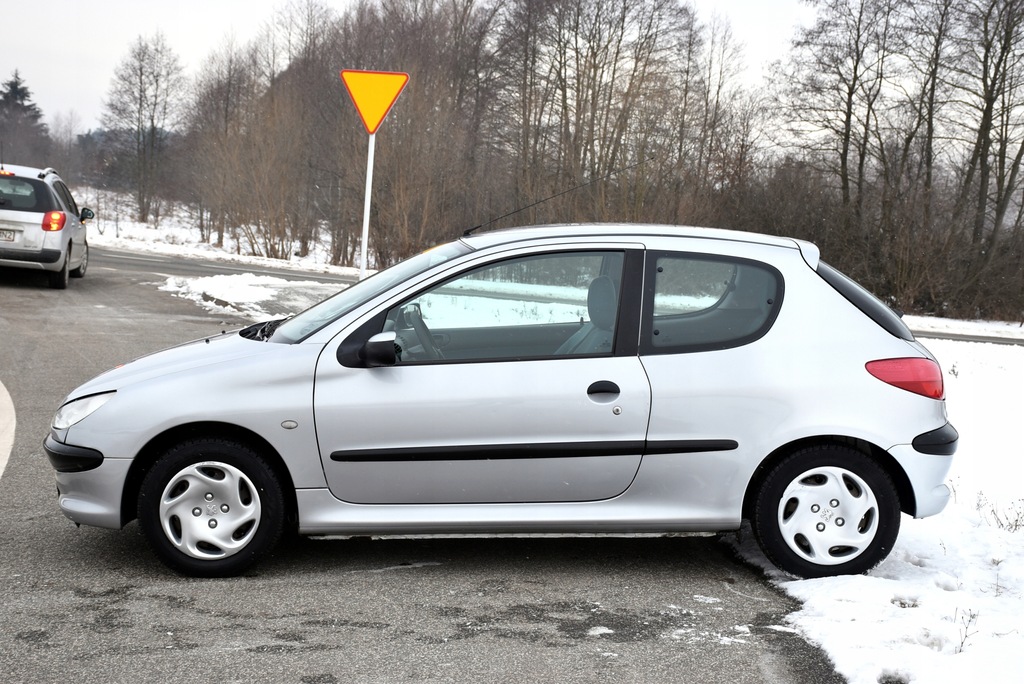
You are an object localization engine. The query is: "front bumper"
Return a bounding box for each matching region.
[45,433,128,530]
[44,432,104,472]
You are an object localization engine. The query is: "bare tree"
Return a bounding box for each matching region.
[187,39,259,245]
[947,0,1024,247]
[98,0,1024,318]
[50,110,83,179]
[102,33,186,223]
[780,0,899,239]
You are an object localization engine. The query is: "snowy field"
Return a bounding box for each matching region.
[87,211,1023,684]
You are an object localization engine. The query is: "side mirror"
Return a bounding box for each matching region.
[362,331,397,367]
[80,207,95,221]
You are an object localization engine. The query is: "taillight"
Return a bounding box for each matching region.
[42,211,66,231]
[866,358,944,399]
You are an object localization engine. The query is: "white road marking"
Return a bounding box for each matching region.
[0,380,15,480]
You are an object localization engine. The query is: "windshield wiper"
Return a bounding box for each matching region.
[241,318,288,341]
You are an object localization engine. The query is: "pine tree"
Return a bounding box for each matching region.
[0,70,51,163]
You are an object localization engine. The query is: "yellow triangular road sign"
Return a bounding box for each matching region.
[340,70,409,135]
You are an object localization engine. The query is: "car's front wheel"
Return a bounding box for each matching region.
[751,445,900,578]
[138,439,285,577]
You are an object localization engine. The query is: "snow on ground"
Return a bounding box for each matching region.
[88,211,1024,684]
[733,336,1024,683]
[80,189,361,278]
[905,314,1024,341]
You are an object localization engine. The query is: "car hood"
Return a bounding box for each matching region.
[64,331,288,402]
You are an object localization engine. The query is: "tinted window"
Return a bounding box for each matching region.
[386,251,626,363]
[0,176,57,213]
[641,252,783,354]
[54,181,79,216]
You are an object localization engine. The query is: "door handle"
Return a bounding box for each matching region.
[587,380,620,395]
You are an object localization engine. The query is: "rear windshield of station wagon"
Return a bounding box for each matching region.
[0,177,57,213]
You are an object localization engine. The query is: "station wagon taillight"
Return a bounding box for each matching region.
[866,358,944,399]
[42,211,66,231]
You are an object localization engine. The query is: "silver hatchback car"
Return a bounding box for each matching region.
[45,225,956,578]
[0,164,93,288]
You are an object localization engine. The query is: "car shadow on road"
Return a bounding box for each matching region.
[265,531,760,579]
[68,521,761,582]
[0,269,52,289]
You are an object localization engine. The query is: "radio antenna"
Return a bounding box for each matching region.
[463,156,654,236]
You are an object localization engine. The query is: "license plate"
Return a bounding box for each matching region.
[0,229,14,242]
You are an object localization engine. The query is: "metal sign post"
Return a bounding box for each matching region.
[340,69,409,279]
[359,133,376,281]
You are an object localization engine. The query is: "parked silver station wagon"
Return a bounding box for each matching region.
[0,164,93,288]
[45,224,957,578]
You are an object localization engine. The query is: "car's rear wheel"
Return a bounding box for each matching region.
[138,439,284,577]
[751,445,900,578]
[48,253,69,289]
[70,241,88,278]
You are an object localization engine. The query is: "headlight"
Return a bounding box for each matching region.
[53,392,115,430]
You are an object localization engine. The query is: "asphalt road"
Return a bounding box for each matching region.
[0,252,844,684]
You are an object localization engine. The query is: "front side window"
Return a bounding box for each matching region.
[385,250,626,363]
[641,252,782,354]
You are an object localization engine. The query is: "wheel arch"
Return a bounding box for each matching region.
[741,435,917,521]
[120,421,298,529]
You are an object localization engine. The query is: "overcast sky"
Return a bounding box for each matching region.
[4,0,814,133]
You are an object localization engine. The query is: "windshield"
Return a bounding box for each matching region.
[270,240,473,343]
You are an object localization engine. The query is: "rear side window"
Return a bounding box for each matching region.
[640,252,783,354]
[0,177,57,213]
[53,181,80,216]
[816,262,913,341]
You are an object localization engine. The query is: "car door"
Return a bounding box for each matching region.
[313,246,651,505]
[636,246,788,519]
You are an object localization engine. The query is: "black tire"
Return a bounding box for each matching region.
[70,241,88,278]
[48,253,69,289]
[138,438,285,577]
[751,445,900,578]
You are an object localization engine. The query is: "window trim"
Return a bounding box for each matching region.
[639,250,785,355]
[816,261,913,341]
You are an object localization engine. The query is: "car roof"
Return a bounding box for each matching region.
[0,163,61,181]
[460,223,821,268]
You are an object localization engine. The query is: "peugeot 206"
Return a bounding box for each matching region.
[45,224,957,578]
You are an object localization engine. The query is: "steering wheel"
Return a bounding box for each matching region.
[404,305,443,360]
